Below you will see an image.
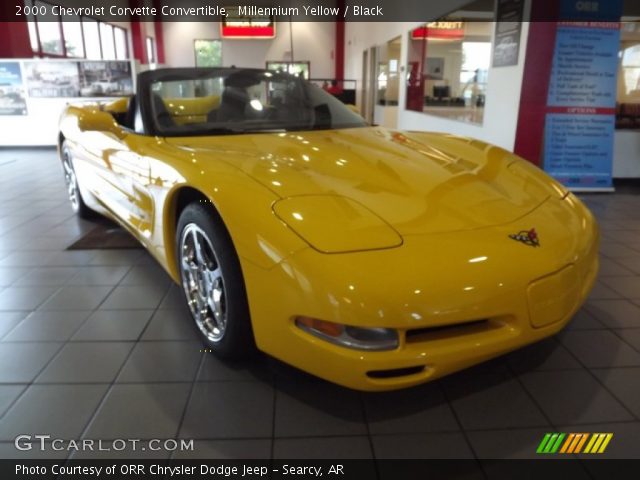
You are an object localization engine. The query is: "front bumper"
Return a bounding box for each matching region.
[243,195,599,391]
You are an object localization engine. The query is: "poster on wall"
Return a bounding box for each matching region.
[543,0,623,190]
[492,0,524,67]
[0,62,27,115]
[25,61,80,98]
[78,61,133,97]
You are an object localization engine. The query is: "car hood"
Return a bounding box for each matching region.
[165,127,556,235]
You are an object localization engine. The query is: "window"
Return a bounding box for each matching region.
[266,61,310,79]
[82,18,101,59]
[146,69,366,136]
[375,36,401,106]
[616,21,640,129]
[25,1,128,60]
[100,23,116,60]
[406,3,492,125]
[62,20,84,57]
[146,37,156,64]
[194,40,222,67]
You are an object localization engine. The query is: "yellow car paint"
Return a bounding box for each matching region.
[59,100,599,391]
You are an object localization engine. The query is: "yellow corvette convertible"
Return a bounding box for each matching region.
[58,68,598,391]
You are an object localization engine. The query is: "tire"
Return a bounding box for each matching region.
[176,203,254,358]
[61,140,95,219]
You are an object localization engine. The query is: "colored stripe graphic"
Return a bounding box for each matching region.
[584,433,614,454]
[537,433,613,454]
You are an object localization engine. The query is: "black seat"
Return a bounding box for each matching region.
[151,93,175,128]
[211,86,249,123]
[120,95,137,130]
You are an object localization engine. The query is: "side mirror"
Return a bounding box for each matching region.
[78,109,125,138]
[102,97,129,115]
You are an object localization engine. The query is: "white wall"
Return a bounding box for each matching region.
[344,1,532,152]
[614,131,640,177]
[162,22,336,78]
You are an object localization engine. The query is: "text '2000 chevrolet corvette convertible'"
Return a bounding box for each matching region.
[58,68,598,391]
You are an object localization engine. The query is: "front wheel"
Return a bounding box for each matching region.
[61,141,95,219]
[176,203,254,358]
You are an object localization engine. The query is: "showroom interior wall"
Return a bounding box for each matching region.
[162,21,336,78]
[344,0,532,152]
[0,0,158,146]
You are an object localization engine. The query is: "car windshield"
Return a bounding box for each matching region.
[147,69,366,136]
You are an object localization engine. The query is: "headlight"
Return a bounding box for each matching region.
[295,316,399,351]
[272,195,402,254]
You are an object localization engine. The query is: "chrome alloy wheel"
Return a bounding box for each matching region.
[180,223,227,342]
[62,152,79,211]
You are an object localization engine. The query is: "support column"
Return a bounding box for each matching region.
[335,0,345,80]
[513,5,560,165]
[0,2,32,58]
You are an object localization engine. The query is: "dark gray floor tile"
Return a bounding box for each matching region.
[174,439,271,459]
[0,286,59,310]
[615,329,640,351]
[467,428,553,459]
[72,310,153,341]
[100,284,168,310]
[506,338,582,372]
[120,265,172,286]
[84,383,191,439]
[180,382,273,439]
[141,309,199,341]
[614,257,640,275]
[564,308,606,330]
[600,242,640,259]
[519,370,633,425]
[117,341,202,383]
[363,382,459,434]
[71,440,172,459]
[372,432,475,459]
[0,342,62,383]
[274,379,366,437]
[601,276,640,299]
[158,285,188,310]
[0,311,27,339]
[0,441,70,459]
[22,236,75,251]
[39,285,113,310]
[0,252,57,268]
[13,267,78,286]
[67,266,130,286]
[197,354,272,383]
[36,342,133,383]
[560,330,640,367]
[0,384,108,440]
[274,436,373,460]
[0,385,26,417]
[592,368,640,418]
[443,373,548,430]
[3,310,91,341]
[89,250,143,266]
[586,300,640,328]
[598,258,634,276]
[44,250,96,267]
[0,267,28,287]
[587,281,622,300]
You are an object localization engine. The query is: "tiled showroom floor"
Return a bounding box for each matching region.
[0,148,639,461]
